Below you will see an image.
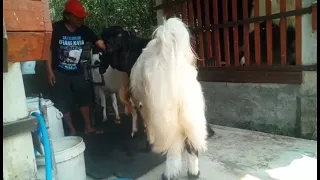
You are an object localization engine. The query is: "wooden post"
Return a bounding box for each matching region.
[156,0,164,25]
[300,0,317,65]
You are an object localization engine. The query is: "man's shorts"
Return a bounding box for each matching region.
[51,70,92,114]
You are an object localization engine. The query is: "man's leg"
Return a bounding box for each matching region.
[79,106,103,134]
[51,71,75,135]
[63,112,76,136]
[72,74,103,134]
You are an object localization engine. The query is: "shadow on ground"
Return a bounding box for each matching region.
[21,62,164,179]
[71,112,165,180]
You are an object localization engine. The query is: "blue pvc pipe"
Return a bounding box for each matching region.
[32,112,53,180]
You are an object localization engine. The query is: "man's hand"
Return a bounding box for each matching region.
[95,40,107,52]
[48,71,56,86]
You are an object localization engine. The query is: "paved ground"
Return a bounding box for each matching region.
[137,125,317,180]
[88,125,317,180]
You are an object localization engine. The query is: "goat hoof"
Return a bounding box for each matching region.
[114,119,121,124]
[132,133,138,139]
[131,132,136,138]
[162,173,177,180]
[187,171,200,179]
[131,130,138,137]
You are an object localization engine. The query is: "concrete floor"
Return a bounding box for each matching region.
[87,125,317,180]
[137,125,317,180]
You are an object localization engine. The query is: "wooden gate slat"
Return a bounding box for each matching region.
[195,0,205,66]
[280,0,288,65]
[232,0,240,66]
[312,4,317,31]
[242,0,250,65]
[222,0,230,66]
[213,0,221,67]
[266,0,273,65]
[175,3,181,18]
[254,0,261,65]
[181,1,188,24]
[168,0,174,17]
[187,0,195,28]
[295,0,302,65]
[204,0,212,67]
[187,0,196,57]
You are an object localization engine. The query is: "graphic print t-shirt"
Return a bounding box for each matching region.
[51,20,99,75]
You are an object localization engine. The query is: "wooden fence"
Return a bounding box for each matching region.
[155,0,317,84]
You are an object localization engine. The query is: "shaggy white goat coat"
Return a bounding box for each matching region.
[130,17,207,160]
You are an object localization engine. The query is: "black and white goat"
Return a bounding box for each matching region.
[91,48,138,136]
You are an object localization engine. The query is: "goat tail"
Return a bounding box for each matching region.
[148,17,198,105]
[153,17,197,67]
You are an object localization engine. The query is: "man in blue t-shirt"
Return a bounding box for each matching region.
[46,0,106,136]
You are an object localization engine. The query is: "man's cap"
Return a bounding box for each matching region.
[64,0,89,18]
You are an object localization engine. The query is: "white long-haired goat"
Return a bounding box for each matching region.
[130,18,207,179]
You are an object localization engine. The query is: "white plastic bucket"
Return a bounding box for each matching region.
[26,97,65,140]
[36,136,87,180]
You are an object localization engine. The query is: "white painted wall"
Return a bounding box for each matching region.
[300,0,317,96]
[3,62,28,123]
[3,62,37,179]
[301,0,317,65]
[3,132,38,180]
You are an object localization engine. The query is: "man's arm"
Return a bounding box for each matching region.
[86,27,107,52]
[47,23,56,74]
[46,23,56,86]
[46,49,53,73]
[46,48,56,86]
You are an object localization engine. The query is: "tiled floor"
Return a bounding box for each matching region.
[137,125,317,180]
